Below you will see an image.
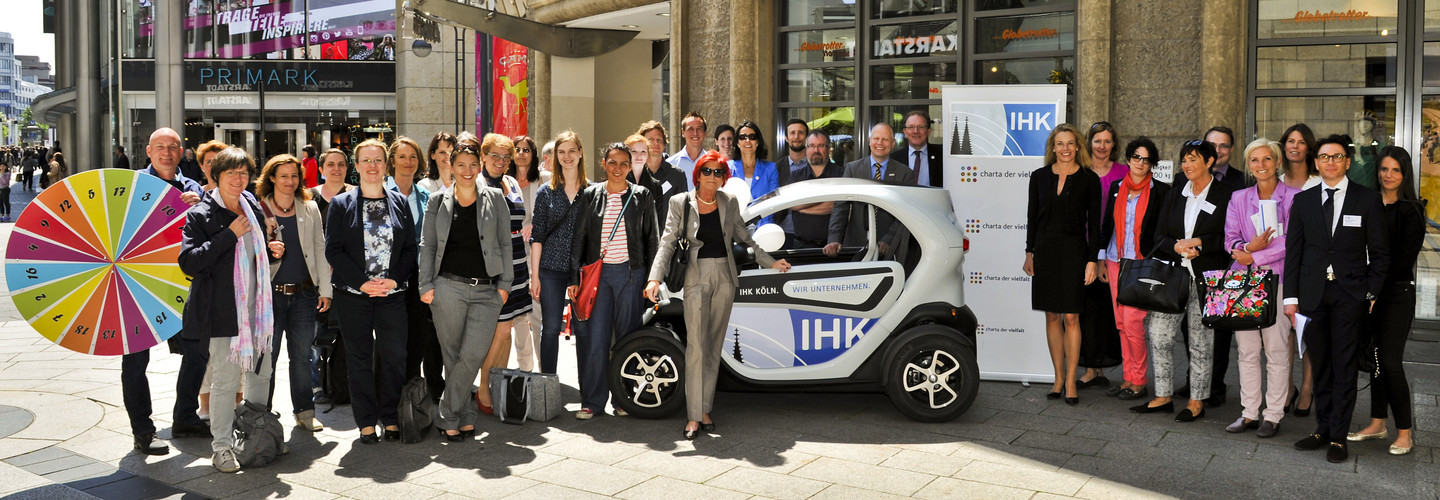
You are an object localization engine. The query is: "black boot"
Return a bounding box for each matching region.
[133,433,170,455]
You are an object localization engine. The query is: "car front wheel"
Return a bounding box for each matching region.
[884,332,979,422]
[608,333,686,419]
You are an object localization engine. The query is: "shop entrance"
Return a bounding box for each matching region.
[214,123,306,160]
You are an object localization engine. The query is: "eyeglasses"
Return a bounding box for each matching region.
[737,134,761,141]
[1090,121,1111,131]
[515,148,534,154]
[903,125,929,131]
[1184,140,1206,147]
[698,167,726,177]
[487,152,512,162]
[1128,154,1155,166]
[1316,153,1349,163]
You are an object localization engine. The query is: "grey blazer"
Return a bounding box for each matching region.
[649,190,777,289]
[266,198,333,299]
[418,186,514,295]
[828,156,914,247]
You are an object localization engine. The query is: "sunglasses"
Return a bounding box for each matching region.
[699,167,727,177]
[737,133,761,141]
[1128,154,1156,166]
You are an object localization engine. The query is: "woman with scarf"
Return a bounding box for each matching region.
[474,133,534,414]
[179,147,282,473]
[1097,137,1169,401]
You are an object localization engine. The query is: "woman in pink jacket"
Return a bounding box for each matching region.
[1221,138,1298,438]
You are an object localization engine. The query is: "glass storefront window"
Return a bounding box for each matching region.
[872,0,958,19]
[783,67,858,102]
[870,20,959,60]
[869,104,943,141]
[974,12,1074,54]
[124,0,397,60]
[1257,0,1398,39]
[975,0,1074,12]
[783,29,858,64]
[784,0,857,25]
[1254,95,1396,190]
[1422,42,1440,86]
[871,63,957,100]
[975,57,1074,88]
[1413,95,1440,320]
[1429,0,1440,32]
[784,106,859,164]
[1256,43,1397,89]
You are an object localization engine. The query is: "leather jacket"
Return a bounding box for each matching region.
[569,181,659,285]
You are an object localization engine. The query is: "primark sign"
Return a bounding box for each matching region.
[121,60,395,94]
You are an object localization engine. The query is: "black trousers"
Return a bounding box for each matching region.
[1302,282,1366,443]
[334,291,408,429]
[172,336,209,429]
[120,351,154,437]
[1369,282,1415,429]
[1211,328,1233,395]
[404,285,444,401]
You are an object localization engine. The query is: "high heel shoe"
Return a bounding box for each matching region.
[1129,401,1174,414]
[1282,385,1297,413]
[683,426,699,441]
[1065,395,1079,406]
[460,427,476,439]
[1293,398,1311,417]
[701,422,715,432]
[442,429,462,442]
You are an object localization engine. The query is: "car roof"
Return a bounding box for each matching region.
[747,178,965,248]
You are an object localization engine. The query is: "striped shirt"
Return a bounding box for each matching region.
[601,190,630,264]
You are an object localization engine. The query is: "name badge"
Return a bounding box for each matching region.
[661,181,673,193]
[1343,215,1362,227]
[1200,201,1216,214]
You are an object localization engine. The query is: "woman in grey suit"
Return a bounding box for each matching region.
[418,142,514,442]
[644,151,791,440]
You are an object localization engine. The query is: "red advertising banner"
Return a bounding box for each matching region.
[490,38,529,138]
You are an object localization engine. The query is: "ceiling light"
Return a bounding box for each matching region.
[990,66,998,72]
[657,12,670,17]
[622,24,639,28]
[1381,29,1389,36]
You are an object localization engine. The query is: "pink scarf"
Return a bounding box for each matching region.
[214,189,274,370]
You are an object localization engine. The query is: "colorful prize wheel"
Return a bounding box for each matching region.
[4,169,191,355]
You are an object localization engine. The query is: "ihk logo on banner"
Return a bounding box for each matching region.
[949,102,1058,157]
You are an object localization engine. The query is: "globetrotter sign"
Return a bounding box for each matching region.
[942,84,1068,383]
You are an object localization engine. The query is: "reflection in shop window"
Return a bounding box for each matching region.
[1412,96,1440,320]
[783,30,858,65]
[1256,44,1396,89]
[783,68,857,103]
[785,107,858,165]
[975,0,1075,12]
[1256,0,1398,39]
[784,0,857,25]
[975,57,1073,89]
[1254,95,1394,189]
[871,20,959,60]
[871,63,956,100]
[974,13,1074,54]
[872,0,958,19]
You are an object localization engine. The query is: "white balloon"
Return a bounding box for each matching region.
[722,177,753,208]
[753,223,786,253]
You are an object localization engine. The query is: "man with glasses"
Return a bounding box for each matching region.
[1284,135,1389,464]
[892,111,944,187]
[789,130,844,249]
[824,122,914,258]
[667,111,711,189]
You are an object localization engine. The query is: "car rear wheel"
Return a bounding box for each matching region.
[609,333,686,419]
[885,333,979,422]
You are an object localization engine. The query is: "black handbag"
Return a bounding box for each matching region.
[664,195,691,291]
[1116,246,1191,314]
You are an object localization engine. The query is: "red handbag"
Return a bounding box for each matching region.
[572,190,634,322]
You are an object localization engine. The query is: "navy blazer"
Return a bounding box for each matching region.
[324,189,419,293]
[891,143,944,187]
[1152,178,1234,276]
[1099,177,1170,260]
[1283,181,1389,311]
[178,193,277,339]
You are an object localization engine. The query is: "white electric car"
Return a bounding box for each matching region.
[608,178,979,422]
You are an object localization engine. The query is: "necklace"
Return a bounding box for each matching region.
[697,194,717,205]
[273,198,295,214]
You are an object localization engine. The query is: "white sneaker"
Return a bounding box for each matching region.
[575,408,594,420]
[212,449,240,473]
[294,410,323,432]
[613,407,629,417]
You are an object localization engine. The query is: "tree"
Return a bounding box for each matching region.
[20,107,34,125]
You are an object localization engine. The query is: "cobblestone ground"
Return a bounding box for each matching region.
[0,188,1435,499]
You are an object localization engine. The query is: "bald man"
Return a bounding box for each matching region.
[125,127,212,452]
[824,122,914,257]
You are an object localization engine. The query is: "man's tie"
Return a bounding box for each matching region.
[874,163,882,180]
[1323,187,1338,235]
[912,150,921,172]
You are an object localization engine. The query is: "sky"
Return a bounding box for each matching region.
[0,1,55,67]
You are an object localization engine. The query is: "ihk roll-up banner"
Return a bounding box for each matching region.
[942,84,1066,383]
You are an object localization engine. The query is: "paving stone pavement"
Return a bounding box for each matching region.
[0,219,1437,499]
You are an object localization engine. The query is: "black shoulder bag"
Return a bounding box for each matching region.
[663,194,692,291]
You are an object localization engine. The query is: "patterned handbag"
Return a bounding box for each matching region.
[1199,267,1278,330]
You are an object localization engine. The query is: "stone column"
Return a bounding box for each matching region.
[153,0,183,131]
[76,0,102,171]
[668,0,687,144]
[728,0,759,126]
[530,51,551,142]
[1075,0,1111,128]
[1200,0,1246,139]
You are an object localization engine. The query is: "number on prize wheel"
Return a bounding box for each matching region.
[4,169,190,355]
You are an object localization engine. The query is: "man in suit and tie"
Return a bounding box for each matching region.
[1284,134,1389,464]
[824,122,914,257]
[892,111,944,187]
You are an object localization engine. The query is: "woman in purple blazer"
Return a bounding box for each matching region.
[1222,138,1298,438]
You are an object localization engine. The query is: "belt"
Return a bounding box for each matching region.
[439,272,497,286]
[273,280,316,295]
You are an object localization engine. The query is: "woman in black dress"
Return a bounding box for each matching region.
[1347,146,1425,455]
[1024,123,1102,405]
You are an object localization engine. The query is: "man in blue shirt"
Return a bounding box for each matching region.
[666,111,711,189]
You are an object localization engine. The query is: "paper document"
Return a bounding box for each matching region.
[1294,313,1308,358]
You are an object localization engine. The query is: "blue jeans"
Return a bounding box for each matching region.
[576,263,645,412]
[266,288,319,414]
[537,268,571,374]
